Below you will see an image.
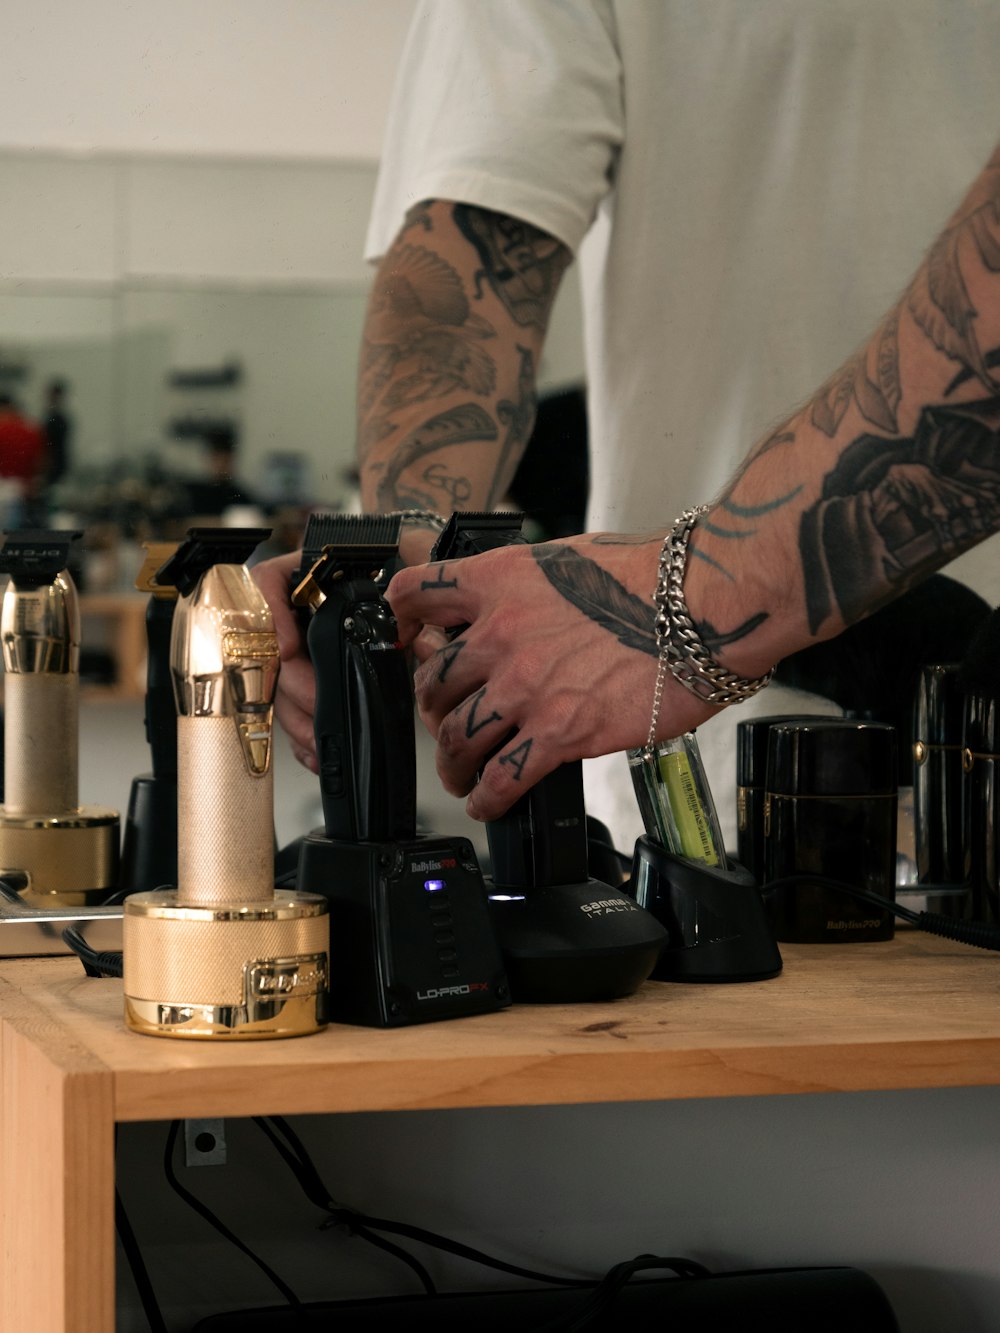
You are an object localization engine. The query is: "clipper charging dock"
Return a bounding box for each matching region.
[0,529,119,908]
[631,836,782,983]
[431,514,667,1002]
[292,514,510,1027]
[123,529,329,1040]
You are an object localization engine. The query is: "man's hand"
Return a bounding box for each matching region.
[386,533,718,822]
[252,550,318,772]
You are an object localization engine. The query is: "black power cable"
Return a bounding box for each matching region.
[254,1114,699,1298]
[765,875,1000,951]
[162,1120,303,1311]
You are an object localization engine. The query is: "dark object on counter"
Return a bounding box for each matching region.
[631,835,782,983]
[912,663,971,915]
[193,1266,899,1331]
[958,605,1000,924]
[736,712,837,889]
[765,720,897,943]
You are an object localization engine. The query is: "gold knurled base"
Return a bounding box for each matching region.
[123,889,329,1040]
[0,806,120,906]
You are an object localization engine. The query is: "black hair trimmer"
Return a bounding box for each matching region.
[291,513,509,1026]
[431,513,666,1001]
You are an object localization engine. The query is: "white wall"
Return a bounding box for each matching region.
[0,0,417,161]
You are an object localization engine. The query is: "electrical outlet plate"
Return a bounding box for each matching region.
[184,1118,227,1167]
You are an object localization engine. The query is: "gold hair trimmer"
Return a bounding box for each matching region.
[123,529,329,1039]
[0,529,119,908]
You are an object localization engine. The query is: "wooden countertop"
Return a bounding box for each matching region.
[3,928,1000,1122]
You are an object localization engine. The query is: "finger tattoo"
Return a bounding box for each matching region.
[498,737,533,781]
[436,639,466,682]
[464,686,503,738]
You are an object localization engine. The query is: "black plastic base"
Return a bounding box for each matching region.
[630,836,782,983]
[119,773,178,895]
[486,879,667,1003]
[193,1266,899,1331]
[296,832,510,1027]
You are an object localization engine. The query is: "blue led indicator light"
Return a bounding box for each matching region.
[424,879,446,893]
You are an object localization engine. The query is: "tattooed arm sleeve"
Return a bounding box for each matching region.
[682,142,1000,685]
[358,200,572,552]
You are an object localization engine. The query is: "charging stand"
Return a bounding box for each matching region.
[630,835,782,983]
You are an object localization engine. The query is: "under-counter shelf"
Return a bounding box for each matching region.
[3,932,1000,1331]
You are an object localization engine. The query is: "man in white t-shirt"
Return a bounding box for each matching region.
[258,0,1000,851]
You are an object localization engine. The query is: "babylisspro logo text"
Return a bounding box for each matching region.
[580,898,638,916]
[410,856,457,874]
[416,982,489,1001]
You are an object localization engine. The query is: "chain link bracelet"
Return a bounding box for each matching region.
[386,508,448,532]
[644,506,774,751]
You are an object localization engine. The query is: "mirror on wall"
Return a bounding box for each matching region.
[0,148,585,575]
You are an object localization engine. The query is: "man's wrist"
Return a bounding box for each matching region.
[653,507,775,711]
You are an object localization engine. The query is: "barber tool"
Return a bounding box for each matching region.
[119,541,181,894]
[629,732,726,870]
[291,513,509,1027]
[734,713,833,889]
[0,529,119,909]
[627,729,781,983]
[430,513,666,1002]
[123,528,329,1039]
[765,719,897,942]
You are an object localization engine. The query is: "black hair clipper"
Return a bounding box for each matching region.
[431,513,666,1002]
[119,541,182,893]
[291,513,509,1027]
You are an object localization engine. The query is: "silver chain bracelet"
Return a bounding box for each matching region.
[387,508,448,531]
[645,505,773,751]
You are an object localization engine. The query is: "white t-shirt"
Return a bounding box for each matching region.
[366,0,1000,854]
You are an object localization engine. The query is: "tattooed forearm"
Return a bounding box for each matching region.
[358,242,498,435]
[800,394,1000,633]
[489,345,537,506]
[374,404,498,511]
[811,311,902,438]
[423,462,473,506]
[453,205,572,328]
[810,162,1000,440]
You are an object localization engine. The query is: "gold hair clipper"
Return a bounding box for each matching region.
[0,530,119,908]
[123,529,329,1039]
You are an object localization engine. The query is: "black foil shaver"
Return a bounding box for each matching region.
[291,513,510,1026]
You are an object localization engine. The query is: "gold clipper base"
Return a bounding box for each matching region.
[0,806,120,907]
[123,889,330,1039]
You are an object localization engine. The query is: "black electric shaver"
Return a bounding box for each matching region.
[292,513,510,1027]
[430,513,666,1002]
[119,541,181,893]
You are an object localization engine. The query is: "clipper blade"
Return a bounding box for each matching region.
[431,511,524,561]
[154,527,272,597]
[302,512,402,565]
